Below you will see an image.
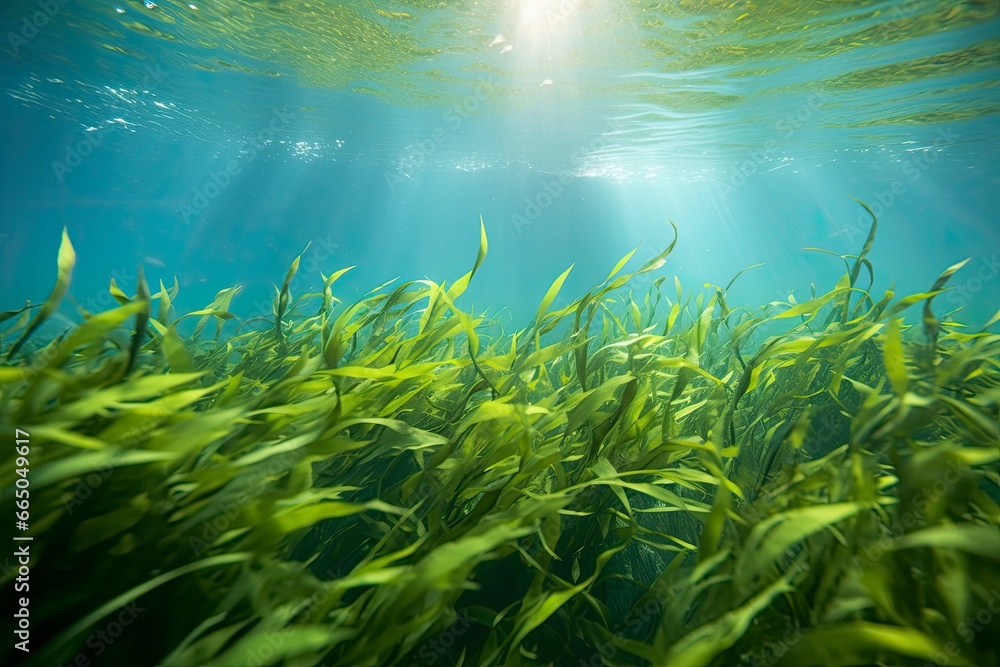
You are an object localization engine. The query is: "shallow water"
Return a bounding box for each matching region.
[2,0,999,324]
[1,2,999,666]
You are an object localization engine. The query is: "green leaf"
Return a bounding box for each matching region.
[269,500,403,535]
[605,246,639,283]
[536,264,575,337]
[773,288,846,320]
[6,228,76,359]
[565,374,634,434]
[737,502,871,586]
[778,622,974,666]
[664,576,792,667]
[883,317,908,395]
[448,216,489,300]
[40,554,251,663]
[892,523,1000,558]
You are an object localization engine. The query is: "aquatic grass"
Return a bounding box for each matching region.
[1,202,998,667]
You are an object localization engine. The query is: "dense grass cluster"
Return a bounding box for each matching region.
[1,204,998,667]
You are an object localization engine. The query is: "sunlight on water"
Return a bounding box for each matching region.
[3,0,998,178]
[2,2,1000,666]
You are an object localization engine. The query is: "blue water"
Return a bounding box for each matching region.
[2,0,999,329]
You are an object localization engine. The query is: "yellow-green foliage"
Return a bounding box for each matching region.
[1,205,998,667]
[73,0,1000,123]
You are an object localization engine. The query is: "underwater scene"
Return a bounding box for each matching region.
[2,0,1000,665]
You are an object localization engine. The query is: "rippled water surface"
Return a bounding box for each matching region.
[2,4,1000,667]
[2,0,999,320]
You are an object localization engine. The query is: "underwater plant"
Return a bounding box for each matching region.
[0,203,997,667]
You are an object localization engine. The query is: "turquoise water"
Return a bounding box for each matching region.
[1,0,999,325]
[3,3,1000,666]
